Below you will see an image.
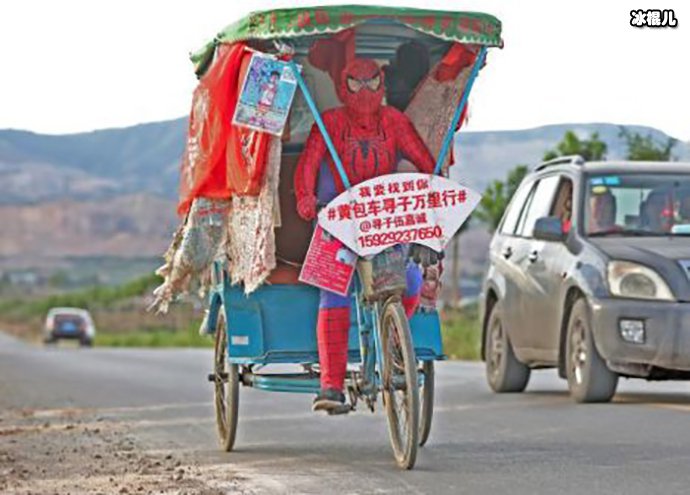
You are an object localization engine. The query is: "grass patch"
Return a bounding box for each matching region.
[441,305,481,360]
[94,305,483,353]
[0,273,197,344]
[2,271,484,356]
[0,273,162,320]
[94,329,213,348]
[95,306,483,354]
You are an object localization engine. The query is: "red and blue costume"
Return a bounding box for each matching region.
[294,59,436,406]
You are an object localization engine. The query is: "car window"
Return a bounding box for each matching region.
[514,184,537,236]
[550,178,574,233]
[516,175,561,238]
[499,179,534,235]
[584,173,690,236]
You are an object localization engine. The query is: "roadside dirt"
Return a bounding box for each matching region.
[0,407,251,495]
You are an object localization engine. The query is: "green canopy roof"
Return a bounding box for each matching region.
[191,5,502,68]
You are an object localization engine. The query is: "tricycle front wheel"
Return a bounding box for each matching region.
[213,310,239,452]
[418,361,434,447]
[380,299,419,469]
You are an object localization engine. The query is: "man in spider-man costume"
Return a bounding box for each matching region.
[294,58,436,412]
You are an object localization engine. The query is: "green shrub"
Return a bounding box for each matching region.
[441,305,481,360]
[0,273,162,320]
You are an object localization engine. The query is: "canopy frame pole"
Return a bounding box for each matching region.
[288,60,352,190]
[433,46,487,176]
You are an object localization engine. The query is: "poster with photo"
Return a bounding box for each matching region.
[232,52,300,136]
[299,225,357,296]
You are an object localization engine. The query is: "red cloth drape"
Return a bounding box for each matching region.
[435,43,477,82]
[225,51,270,197]
[307,28,356,101]
[178,43,249,215]
[437,43,477,167]
[178,42,270,215]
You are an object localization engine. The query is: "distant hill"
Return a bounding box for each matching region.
[0,119,687,271]
[1,119,687,205]
[0,194,177,259]
[0,119,186,204]
[454,123,690,192]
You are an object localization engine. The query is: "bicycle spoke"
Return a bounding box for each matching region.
[397,390,408,439]
[388,321,409,445]
[380,299,418,468]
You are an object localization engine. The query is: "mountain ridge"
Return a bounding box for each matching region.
[2,118,686,205]
[1,119,688,270]
[453,122,689,191]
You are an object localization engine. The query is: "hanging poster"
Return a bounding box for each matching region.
[318,173,481,257]
[299,225,357,296]
[232,52,300,136]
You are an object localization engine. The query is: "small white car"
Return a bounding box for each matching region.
[44,307,96,347]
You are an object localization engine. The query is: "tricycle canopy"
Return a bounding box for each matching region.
[149,4,504,312]
[191,5,502,76]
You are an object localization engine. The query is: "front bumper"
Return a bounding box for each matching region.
[591,298,690,372]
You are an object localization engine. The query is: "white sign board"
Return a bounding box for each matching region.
[317,173,481,257]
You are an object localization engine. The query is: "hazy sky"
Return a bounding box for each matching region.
[1,0,688,139]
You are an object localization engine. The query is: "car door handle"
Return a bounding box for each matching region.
[501,246,513,259]
[528,250,539,263]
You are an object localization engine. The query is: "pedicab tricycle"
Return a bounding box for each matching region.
[189,5,503,469]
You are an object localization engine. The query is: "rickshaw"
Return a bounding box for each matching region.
[193,5,503,469]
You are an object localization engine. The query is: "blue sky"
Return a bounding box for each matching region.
[1,0,688,139]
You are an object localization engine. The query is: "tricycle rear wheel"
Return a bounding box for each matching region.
[380,299,419,469]
[418,361,434,447]
[213,310,239,452]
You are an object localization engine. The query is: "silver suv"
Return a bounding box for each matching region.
[480,156,690,402]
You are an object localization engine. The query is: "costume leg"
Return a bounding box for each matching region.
[317,290,351,391]
[402,261,423,318]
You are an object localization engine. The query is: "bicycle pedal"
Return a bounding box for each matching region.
[207,372,228,382]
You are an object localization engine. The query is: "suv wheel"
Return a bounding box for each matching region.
[485,301,530,393]
[565,298,618,403]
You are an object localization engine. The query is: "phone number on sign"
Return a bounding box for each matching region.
[358,226,443,248]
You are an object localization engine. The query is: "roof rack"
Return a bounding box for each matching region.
[534,155,585,171]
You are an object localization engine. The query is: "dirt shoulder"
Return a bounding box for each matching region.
[0,406,250,495]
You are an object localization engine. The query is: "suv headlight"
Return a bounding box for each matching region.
[607,261,674,301]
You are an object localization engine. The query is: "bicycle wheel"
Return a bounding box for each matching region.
[213,310,239,452]
[380,298,419,469]
[418,360,434,447]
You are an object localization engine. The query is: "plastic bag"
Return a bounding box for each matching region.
[368,246,407,300]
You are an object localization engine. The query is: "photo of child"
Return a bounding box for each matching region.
[232,53,299,136]
[258,71,280,109]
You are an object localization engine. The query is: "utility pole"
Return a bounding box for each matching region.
[449,232,461,308]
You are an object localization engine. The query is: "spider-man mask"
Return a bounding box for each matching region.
[339,58,384,119]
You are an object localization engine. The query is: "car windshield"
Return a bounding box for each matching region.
[584,173,690,237]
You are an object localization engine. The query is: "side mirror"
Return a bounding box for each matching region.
[534,216,566,242]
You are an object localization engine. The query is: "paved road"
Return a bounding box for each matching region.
[2,332,690,494]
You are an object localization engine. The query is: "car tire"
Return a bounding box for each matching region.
[79,336,93,347]
[485,300,531,393]
[565,298,618,403]
[44,336,57,345]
